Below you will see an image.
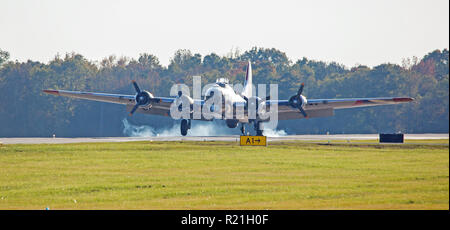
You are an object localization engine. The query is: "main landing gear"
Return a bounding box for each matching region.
[240,123,246,135]
[254,121,263,136]
[180,119,191,136]
[241,121,264,136]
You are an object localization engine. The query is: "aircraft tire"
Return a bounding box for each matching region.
[256,129,263,136]
[240,124,246,135]
[181,119,188,136]
[255,121,264,136]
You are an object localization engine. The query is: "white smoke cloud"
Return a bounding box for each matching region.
[263,128,287,137]
[122,118,158,137]
[122,118,288,137]
[122,118,236,137]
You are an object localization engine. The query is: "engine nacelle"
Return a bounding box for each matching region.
[226,119,239,128]
[244,96,268,119]
[176,94,194,113]
[300,95,307,108]
[289,94,307,109]
[135,91,154,108]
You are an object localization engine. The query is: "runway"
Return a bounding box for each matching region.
[0,134,448,144]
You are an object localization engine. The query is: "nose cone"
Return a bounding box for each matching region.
[135,91,151,105]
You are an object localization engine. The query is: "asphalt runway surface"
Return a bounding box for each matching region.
[0,134,448,144]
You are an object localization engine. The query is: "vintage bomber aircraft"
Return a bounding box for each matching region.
[43,61,413,136]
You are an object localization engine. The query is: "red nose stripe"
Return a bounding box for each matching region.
[43,90,59,95]
[393,97,413,102]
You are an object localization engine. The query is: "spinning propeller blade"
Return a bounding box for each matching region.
[289,83,308,118]
[132,80,141,93]
[129,104,140,116]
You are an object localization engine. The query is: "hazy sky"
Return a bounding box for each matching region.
[1,0,448,67]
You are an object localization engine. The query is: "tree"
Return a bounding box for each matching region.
[0,49,10,66]
[0,48,447,137]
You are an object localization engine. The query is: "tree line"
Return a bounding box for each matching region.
[0,47,448,137]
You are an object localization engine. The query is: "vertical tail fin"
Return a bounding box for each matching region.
[242,61,252,98]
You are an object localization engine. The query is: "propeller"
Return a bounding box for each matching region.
[177,84,184,112]
[243,94,270,109]
[175,83,194,113]
[289,83,308,118]
[177,84,182,97]
[243,96,258,110]
[297,82,304,96]
[243,95,267,120]
[132,80,141,93]
[129,80,153,116]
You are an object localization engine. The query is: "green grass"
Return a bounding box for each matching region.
[0,141,448,210]
[274,139,449,144]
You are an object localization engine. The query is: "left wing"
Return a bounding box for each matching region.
[43,89,136,104]
[43,89,176,117]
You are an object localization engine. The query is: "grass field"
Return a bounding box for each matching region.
[0,140,448,210]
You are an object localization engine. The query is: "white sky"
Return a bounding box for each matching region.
[1,0,448,67]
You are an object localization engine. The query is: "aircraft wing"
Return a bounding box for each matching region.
[44,89,413,120]
[43,89,176,117]
[270,97,414,120]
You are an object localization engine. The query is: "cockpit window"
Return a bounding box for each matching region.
[216,78,229,87]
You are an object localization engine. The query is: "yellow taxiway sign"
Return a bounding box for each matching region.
[240,136,267,146]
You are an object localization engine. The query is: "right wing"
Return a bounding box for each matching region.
[268,97,413,120]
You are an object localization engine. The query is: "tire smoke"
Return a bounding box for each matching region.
[122,118,236,137]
